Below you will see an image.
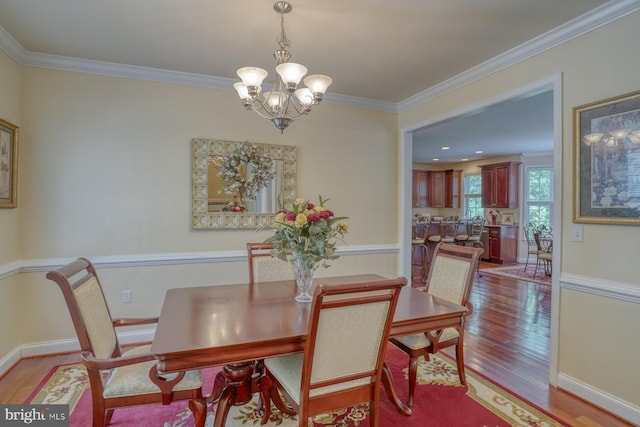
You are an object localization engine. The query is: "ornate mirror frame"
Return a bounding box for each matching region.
[191,138,297,229]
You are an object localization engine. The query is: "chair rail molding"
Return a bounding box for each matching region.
[0,244,399,278]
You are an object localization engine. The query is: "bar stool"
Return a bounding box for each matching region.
[411,222,429,283]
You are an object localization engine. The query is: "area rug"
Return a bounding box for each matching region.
[482,264,551,286]
[27,344,567,426]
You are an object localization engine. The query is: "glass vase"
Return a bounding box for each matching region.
[292,257,315,303]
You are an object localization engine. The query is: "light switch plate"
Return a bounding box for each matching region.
[571,225,584,242]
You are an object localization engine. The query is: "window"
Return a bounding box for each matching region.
[525,167,553,228]
[463,174,482,218]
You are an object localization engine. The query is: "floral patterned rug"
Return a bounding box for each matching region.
[28,344,567,426]
[481,264,551,286]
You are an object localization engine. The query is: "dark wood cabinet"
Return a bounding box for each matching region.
[484,225,518,264]
[429,169,461,208]
[480,162,520,208]
[412,170,429,208]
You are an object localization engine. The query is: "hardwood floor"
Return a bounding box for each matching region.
[0,265,634,426]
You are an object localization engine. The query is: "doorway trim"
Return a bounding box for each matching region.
[398,73,562,385]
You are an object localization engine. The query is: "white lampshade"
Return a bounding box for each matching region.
[233,82,250,99]
[582,133,603,146]
[263,91,284,109]
[294,88,314,107]
[610,129,630,140]
[237,67,268,87]
[303,74,332,94]
[276,63,308,85]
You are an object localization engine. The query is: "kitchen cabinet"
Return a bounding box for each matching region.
[480,162,520,208]
[412,170,429,208]
[429,169,461,208]
[482,225,518,264]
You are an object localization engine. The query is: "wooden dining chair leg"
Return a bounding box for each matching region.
[408,354,419,407]
[370,395,380,427]
[455,342,467,385]
[189,397,207,427]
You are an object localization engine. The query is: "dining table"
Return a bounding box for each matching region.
[151,274,467,427]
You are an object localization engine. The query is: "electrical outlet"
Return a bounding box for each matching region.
[122,290,133,303]
[571,225,584,242]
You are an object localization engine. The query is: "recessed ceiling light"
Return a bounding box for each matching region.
[475,150,484,154]
[441,146,450,150]
[432,158,440,161]
[461,158,469,161]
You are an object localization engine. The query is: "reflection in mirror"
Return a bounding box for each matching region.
[192,139,297,229]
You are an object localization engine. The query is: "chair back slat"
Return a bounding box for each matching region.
[302,279,405,397]
[425,243,482,306]
[46,257,120,359]
[74,276,118,359]
[247,242,294,283]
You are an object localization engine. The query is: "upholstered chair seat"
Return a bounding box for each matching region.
[103,345,202,398]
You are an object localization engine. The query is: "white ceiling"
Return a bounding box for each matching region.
[0,0,629,162]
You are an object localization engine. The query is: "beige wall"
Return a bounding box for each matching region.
[400,10,640,414]
[0,50,22,358]
[0,61,400,357]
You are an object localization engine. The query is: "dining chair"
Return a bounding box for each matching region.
[389,243,482,407]
[455,216,485,277]
[259,277,406,427]
[247,242,294,283]
[46,258,206,427]
[534,227,553,278]
[523,223,541,271]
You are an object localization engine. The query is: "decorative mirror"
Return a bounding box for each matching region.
[191,138,297,229]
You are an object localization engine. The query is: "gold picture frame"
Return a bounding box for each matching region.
[0,118,18,208]
[573,90,640,225]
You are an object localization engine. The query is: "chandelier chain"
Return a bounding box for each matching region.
[277,10,290,51]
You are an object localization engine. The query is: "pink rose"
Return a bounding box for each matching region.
[319,210,331,219]
[285,212,297,222]
[307,213,320,222]
[307,203,315,210]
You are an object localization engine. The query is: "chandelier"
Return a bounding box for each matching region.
[233,1,332,133]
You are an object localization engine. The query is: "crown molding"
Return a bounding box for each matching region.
[397,0,640,112]
[1,1,638,114]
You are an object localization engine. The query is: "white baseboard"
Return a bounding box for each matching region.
[0,328,156,377]
[557,373,640,425]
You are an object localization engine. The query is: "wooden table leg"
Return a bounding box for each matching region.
[209,361,258,427]
[381,362,412,416]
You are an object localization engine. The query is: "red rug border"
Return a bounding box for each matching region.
[27,350,569,426]
[481,264,551,286]
[24,362,79,404]
[437,350,568,425]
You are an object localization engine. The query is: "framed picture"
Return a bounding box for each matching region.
[573,90,640,225]
[501,213,514,226]
[0,118,18,208]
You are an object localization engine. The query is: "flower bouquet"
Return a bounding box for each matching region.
[264,196,348,302]
[221,201,246,212]
[489,209,500,225]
